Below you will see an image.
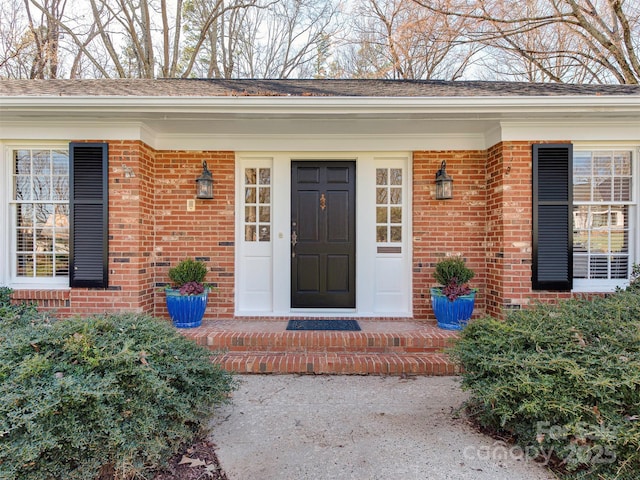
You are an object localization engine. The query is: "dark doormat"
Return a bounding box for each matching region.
[286,319,361,331]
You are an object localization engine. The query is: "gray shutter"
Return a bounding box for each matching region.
[69,143,108,288]
[532,144,573,291]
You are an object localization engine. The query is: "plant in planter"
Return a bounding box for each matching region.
[431,256,476,330]
[165,258,209,328]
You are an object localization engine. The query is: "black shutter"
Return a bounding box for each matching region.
[532,144,573,291]
[69,143,108,288]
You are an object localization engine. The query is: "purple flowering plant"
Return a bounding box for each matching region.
[178,281,206,295]
[441,278,472,301]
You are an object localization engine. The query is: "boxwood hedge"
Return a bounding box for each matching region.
[0,293,236,480]
[451,288,640,479]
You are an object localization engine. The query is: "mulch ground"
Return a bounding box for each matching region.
[153,440,227,480]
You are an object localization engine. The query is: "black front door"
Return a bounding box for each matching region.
[291,161,356,308]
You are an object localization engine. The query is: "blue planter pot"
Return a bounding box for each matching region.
[431,287,476,330]
[165,288,208,328]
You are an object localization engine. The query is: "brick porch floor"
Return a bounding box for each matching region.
[180,319,460,375]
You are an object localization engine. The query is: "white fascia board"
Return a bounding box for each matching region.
[501,120,640,142]
[2,95,639,116]
[0,117,487,151]
[0,120,156,146]
[153,132,487,152]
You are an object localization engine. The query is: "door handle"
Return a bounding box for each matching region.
[291,230,298,258]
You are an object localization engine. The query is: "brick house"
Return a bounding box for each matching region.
[1,79,639,323]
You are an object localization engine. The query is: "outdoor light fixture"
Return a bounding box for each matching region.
[195,161,214,199]
[435,160,453,200]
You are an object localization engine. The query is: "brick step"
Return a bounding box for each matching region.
[183,320,458,354]
[180,319,460,375]
[211,351,458,375]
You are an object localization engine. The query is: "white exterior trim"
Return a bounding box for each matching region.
[2,119,638,153]
[0,121,157,147]
[0,141,71,290]
[3,92,639,153]
[571,143,639,293]
[156,133,487,152]
[0,141,7,287]
[2,94,639,114]
[501,121,640,142]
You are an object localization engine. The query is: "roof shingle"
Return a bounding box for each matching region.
[1,78,638,97]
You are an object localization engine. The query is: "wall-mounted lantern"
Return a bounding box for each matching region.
[435,160,453,200]
[196,161,214,199]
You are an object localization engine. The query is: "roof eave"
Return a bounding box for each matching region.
[2,95,639,116]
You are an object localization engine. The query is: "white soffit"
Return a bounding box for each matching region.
[500,121,640,142]
[153,133,489,152]
[0,121,157,147]
[1,95,639,150]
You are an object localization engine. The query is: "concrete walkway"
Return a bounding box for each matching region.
[210,375,556,480]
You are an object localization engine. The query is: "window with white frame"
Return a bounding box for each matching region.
[573,150,634,288]
[243,166,271,242]
[376,167,403,244]
[10,148,69,282]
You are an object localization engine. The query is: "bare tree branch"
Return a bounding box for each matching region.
[412,0,640,83]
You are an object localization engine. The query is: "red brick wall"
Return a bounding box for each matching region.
[14,141,157,316]
[484,141,573,317]
[11,289,71,312]
[13,142,235,320]
[13,140,584,321]
[85,140,156,313]
[412,151,488,321]
[152,150,235,320]
[68,141,157,314]
[413,144,576,322]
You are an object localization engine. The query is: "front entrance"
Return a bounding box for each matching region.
[291,161,356,308]
[236,152,410,317]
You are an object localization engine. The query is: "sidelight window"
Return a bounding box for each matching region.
[376,167,403,244]
[244,167,271,242]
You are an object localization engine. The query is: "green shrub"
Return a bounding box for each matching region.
[628,263,640,292]
[433,256,475,286]
[0,286,11,305]
[0,286,39,323]
[168,258,208,288]
[0,312,236,480]
[450,290,640,479]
